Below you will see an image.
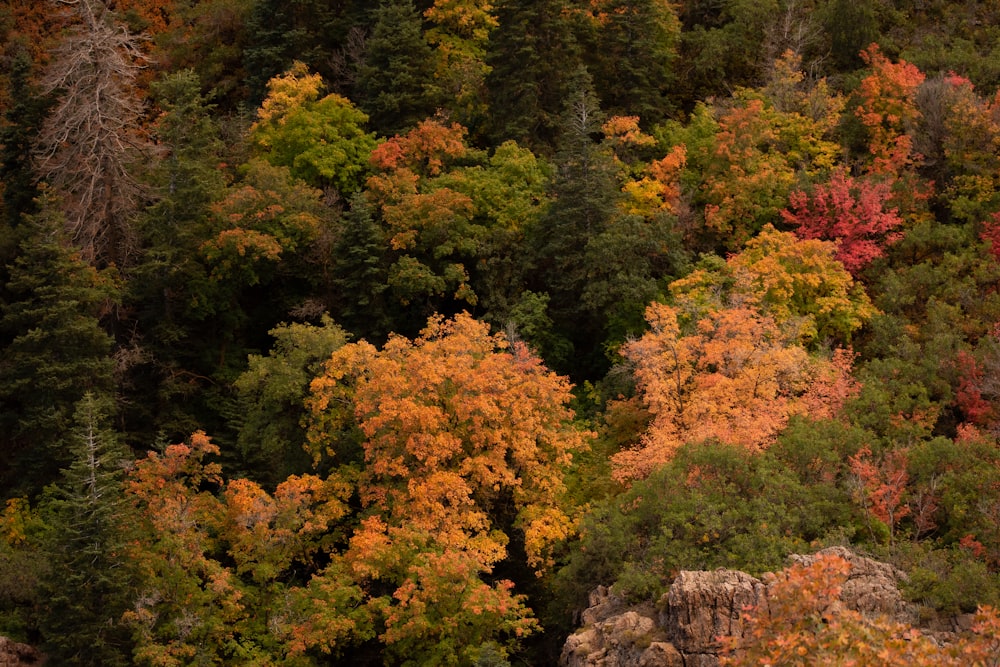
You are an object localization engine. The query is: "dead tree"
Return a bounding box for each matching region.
[34,0,150,267]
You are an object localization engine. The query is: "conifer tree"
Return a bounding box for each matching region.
[527,69,621,374]
[355,0,440,137]
[37,392,135,666]
[0,202,116,497]
[0,49,48,234]
[485,0,583,150]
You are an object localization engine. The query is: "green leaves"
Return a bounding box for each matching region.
[250,62,379,196]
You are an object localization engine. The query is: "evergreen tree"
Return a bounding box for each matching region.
[579,0,681,126]
[527,70,620,375]
[0,202,116,498]
[243,0,366,105]
[328,193,394,341]
[355,0,440,137]
[485,0,583,151]
[0,49,49,234]
[126,70,228,443]
[37,392,135,666]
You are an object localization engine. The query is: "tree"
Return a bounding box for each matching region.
[304,313,591,659]
[527,71,622,373]
[125,431,354,664]
[611,301,856,482]
[484,0,583,149]
[125,68,231,443]
[697,90,840,249]
[234,315,349,487]
[249,62,379,198]
[362,120,551,335]
[0,202,117,497]
[855,44,925,177]
[782,169,906,276]
[670,225,876,346]
[37,393,135,666]
[0,49,49,233]
[578,0,680,126]
[34,0,151,267]
[355,0,439,137]
[423,0,498,133]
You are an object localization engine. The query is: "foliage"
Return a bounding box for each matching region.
[37,393,136,666]
[783,169,907,276]
[0,202,117,497]
[611,301,856,482]
[304,312,592,660]
[250,62,379,196]
[234,315,349,486]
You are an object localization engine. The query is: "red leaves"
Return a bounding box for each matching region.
[848,446,910,544]
[954,349,994,426]
[782,169,905,275]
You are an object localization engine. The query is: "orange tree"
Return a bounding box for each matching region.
[303,312,592,663]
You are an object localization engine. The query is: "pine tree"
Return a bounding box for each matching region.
[485,0,583,150]
[527,70,621,375]
[0,49,49,233]
[0,201,117,497]
[37,392,136,666]
[355,0,440,137]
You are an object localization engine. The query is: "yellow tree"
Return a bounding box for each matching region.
[671,224,876,346]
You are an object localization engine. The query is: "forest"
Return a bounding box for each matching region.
[5,0,1000,664]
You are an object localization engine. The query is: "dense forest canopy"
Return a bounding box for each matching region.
[5,0,1000,664]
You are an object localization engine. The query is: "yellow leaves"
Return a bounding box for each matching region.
[252,61,322,127]
[0,498,34,546]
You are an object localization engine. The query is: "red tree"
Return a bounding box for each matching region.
[782,169,905,275]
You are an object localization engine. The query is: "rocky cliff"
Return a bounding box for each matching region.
[560,546,964,667]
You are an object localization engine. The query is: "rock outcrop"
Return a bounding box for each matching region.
[560,547,929,667]
[0,638,43,667]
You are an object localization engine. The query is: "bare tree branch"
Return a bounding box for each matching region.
[34,0,151,267]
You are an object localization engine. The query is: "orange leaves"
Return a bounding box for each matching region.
[723,554,1000,666]
[308,312,590,573]
[368,118,469,176]
[856,44,926,176]
[613,301,856,482]
[849,446,911,544]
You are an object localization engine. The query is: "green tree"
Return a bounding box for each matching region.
[242,0,366,104]
[485,0,583,150]
[234,315,349,487]
[579,0,680,126]
[0,202,116,497]
[249,61,379,198]
[355,0,439,137]
[37,393,136,666]
[127,69,229,442]
[0,49,48,234]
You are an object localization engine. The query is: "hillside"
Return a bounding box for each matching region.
[3,0,1000,664]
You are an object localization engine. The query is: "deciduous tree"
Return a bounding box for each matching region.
[612,301,856,482]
